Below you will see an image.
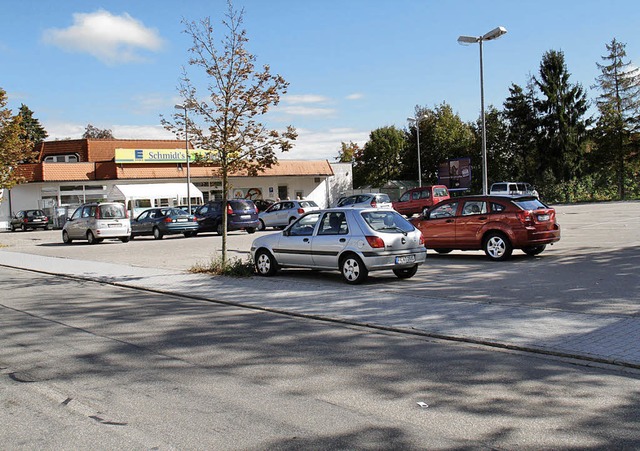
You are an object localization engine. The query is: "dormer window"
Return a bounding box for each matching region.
[44,154,79,163]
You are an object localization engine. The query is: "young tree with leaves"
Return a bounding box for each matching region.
[535,50,591,193]
[162,1,296,263]
[0,88,28,191]
[335,141,360,163]
[592,38,640,199]
[355,126,405,188]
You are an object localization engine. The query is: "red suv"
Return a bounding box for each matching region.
[392,185,450,217]
[411,195,560,261]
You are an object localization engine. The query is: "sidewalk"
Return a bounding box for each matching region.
[2,250,639,369]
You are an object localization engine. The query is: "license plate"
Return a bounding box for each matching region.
[241,215,251,219]
[537,214,549,221]
[108,223,121,228]
[395,255,416,264]
[33,219,42,222]
[177,218,188,222]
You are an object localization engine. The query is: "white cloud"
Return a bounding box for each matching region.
[279,127,369,161]
[42,10,164,65]
[346,93,364,100]
[45,121,174,140]
[284,94,330,104]
[276,105,336,116]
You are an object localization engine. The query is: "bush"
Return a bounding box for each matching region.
[190,255,255,277]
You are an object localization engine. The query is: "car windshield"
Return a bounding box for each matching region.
[514,199,548,210]
[360,211,414,233]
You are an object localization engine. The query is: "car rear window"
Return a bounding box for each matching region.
[375,194,391,203]
[27,210,45,216]
[299,201,318,208]
[229,200,255,211]
[434,187,449,197]
[360,211,414,233]
[513,199,548,210]
[99,204,126,219]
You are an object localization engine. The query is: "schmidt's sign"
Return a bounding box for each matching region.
[115,148,212,164]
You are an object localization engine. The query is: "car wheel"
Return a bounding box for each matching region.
[257,219,265,231]
[87,231,97,245]
[216,223,224,236]
[255,249,278,276]
[523,244,546,256]
[153,227,163,240]
[120,236,130,243]
[246,227,256,234]
[10,223,16,232]
[340,254,368,284]
[483,232,512,261]
[62,230,72,244]
[393,265,419,279]
[434,249,453,254]
[129,234,135,240]
[21,224,27,232]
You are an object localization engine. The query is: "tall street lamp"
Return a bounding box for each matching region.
[407,115,428,187]
[458,26,507,195]
[175,103,192,212]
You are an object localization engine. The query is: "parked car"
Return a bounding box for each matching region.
[10,210,50,231]
[131,208,199,239]
[392,185,450,217]
[336,193,393,209]
[490,181,539,198]
[252,208,427,284]
[177,205,202,215]
[257,199,320,230]
[411,195,560,261]
[254,199,275,212]
[194,200,260,235]
[62,202,131,244]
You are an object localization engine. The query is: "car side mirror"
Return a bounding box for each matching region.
[66,217,72,221]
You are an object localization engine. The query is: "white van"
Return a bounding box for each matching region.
[490,182,539,198]
[62,202,131,244]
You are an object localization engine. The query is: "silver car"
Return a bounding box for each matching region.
[257,199,320,230]
[336,193,393,209]
[62,202,131,244]
[251,208,427,284]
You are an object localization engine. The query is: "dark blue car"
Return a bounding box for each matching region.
[194,200,259,235]
[131,208,199,240]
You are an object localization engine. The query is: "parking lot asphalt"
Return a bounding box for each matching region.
[1,201,639,369]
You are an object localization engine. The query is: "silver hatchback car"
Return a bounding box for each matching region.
[62,202,131,244]
[251,208,427,284]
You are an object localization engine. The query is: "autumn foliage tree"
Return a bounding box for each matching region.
[163,1,296,263]
[0,88,28,191]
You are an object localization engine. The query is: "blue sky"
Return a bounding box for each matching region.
[2,0,639,160]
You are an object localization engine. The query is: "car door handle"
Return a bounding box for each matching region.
[339,238,346,242]
[446,219,454,223]
[479,216,487,220]
[303,238,310,242]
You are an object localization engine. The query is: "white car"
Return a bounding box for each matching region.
[251,208,427,284]
[257,200,320,230]
[62,202,131,244]
[336,193,393,209]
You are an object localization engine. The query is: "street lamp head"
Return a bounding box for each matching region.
[482,26,507,41]
[174,104,185,110]
[457,35,479,45]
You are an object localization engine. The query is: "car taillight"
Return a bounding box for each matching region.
[255,205,259,214]
[227,204,233,214]
[516,210,534,225]
[164,217,173,223]
[419,232,425,246]
[23,218,28,223]
[297,208,304,214]
[370,200,377,208]
[365,236,385,248]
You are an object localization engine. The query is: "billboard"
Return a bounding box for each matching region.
[114,148,215,164]
[438,157,471,190]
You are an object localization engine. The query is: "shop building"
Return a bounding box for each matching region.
[0,139,352,229]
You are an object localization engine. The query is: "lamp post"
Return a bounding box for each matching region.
[407,115,428,187]
[457,26,507,195]
[175,104,191,212]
